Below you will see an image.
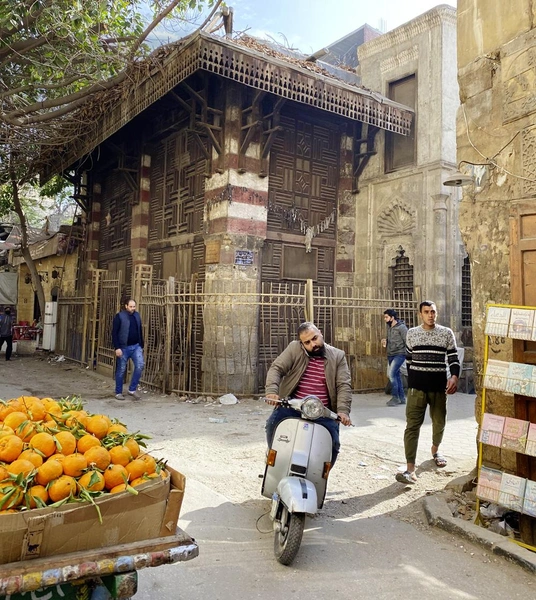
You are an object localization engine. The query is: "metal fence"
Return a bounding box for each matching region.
[58,271,419,395]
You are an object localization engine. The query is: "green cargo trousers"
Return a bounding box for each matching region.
[404,388,447,464]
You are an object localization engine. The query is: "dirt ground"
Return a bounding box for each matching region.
[1,354,475,530]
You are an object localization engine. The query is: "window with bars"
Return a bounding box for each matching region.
[391,247,415,328]
[462,256,472,327]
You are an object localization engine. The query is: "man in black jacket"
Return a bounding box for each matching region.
[382,309,408,406]
[112,298,144,401]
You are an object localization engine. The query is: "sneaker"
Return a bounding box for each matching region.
[399,398,407,405]
[396,471,417,485]
[128,390,141,401]
[386,397,402,406]
[115,393,126,401]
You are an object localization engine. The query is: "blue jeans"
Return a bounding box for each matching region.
[265,406,341,466]
[115,344,144,394]
[388,355,406,401]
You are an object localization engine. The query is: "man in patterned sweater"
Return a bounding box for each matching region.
[395,301,460,485]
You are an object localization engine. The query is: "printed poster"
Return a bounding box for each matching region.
[478,413,505,447]
[485,306,511,337]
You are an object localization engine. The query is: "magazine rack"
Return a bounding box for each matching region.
[478,303,536,551]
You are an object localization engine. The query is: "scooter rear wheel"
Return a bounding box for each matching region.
[274,507,305,565]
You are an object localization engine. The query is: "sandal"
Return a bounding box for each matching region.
[433,453,447,468]
[395,471,417,485]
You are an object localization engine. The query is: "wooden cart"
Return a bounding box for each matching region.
[0,528,198,600]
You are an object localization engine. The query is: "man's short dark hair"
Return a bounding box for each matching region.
[419,300,436,312]
[383,309,398,319]
[122,297,135,307]
[4,307,10,314]
[297,322,318,336]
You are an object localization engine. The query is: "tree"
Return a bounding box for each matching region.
[0,0,219,317]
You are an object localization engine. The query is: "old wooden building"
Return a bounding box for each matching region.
[49,31,413,394]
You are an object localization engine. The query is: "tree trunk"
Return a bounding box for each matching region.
[10,175,46,320]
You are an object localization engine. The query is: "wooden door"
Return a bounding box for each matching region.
[510,201,536,544]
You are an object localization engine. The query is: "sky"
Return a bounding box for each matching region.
[168,0,458,55]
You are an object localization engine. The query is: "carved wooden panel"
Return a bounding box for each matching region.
[267,113,338,239]
[264,108,339,290]
[99,171,133,266]
[149,127,207,278]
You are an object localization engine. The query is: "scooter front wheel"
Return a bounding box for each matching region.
[274,506,305,565]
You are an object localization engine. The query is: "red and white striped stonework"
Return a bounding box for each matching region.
[87,182,101,268]
[130,154,151,266]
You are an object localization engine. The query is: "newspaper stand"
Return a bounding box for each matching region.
[477,303,536,550]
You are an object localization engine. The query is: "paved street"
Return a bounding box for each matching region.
[1,357,534,599]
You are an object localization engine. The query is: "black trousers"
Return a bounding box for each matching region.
[0,335,13,360]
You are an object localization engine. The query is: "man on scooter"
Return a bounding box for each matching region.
[264,322,352,465]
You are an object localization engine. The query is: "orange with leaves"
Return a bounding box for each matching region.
[7,459,35,477]
[54,431,77,456]
[43,400,63,419]
[0,483,23,509]
[0,424,15,439]
[78,470,105,492]
[3,411,28,431]
[138,453,157,475]
[18,449,44,468]
[26,485,49,509]
[41,421,59,434]
[84,446,111,471]
[77,434,101,454]
[107,423,128,436]
[0,465,9,482]
[14,420,37,443]
[65,410,89,429]
[110,483,128,494]
[62,453,88,478]
[125,459,147,481]
[29,432,56,458]
[48,475,77,502]
[103,464,128,491]
[85,415,110,440]
[109,445,132,467]
[47,452,66,464]
[0,434,23,463]
[0,401,17,421]
[124,438,140,459]
[36,459,63,486]
[130,473,159,487]
[18,396,46,421]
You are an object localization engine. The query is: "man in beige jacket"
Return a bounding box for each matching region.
[264,322,352,465]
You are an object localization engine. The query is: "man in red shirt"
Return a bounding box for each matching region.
[264,322,352,465]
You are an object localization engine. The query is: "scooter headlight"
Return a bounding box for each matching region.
[300,396,325,420]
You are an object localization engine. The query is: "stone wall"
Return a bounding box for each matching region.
[457,0,536,469]
[17,253,78,323]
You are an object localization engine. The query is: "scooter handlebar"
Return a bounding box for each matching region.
[261,396,340,421]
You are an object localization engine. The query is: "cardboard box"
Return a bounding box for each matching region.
[0,467,185,565]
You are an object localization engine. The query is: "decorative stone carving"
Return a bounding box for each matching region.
[378,202,415,236]
[381,46,419,74]
[502,33,536,123]
[522,127,536,197]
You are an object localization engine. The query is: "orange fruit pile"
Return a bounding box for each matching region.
[0,395,164,514]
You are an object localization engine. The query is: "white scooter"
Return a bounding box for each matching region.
[261,395,340,565]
